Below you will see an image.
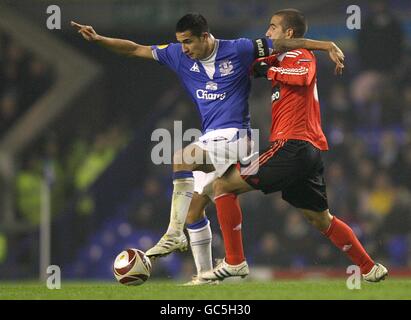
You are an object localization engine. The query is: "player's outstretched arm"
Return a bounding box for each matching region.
[273,39,344,75]
[70,21,154,60]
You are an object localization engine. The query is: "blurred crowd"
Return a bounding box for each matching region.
[0,31,54,136]
[0,31,131,225]
[15,125,130,225]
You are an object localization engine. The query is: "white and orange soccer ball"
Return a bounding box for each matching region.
[113,248,152,286]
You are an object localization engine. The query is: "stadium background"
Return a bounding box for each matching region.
[0,0,410,282]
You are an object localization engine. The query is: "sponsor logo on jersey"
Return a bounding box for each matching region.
[271,86,281,102]
[205,81,218,91]
[190,62,200,73]
[219,60,234,76]
[157,44,169,49]
[196,82,226,101]
[196,90,226,101]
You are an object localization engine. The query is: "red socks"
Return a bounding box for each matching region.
[215,193,245,265]
[214,192,374,273]
[324,216,375,274]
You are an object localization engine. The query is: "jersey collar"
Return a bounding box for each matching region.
[200,35,219,63]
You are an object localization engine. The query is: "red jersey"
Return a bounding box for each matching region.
[259,49,328,151]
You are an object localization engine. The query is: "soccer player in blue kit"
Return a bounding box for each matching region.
[71,13,344,285]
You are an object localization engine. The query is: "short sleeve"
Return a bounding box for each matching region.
[151,43,182,72]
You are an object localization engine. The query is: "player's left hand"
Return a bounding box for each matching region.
[328,42,344,75]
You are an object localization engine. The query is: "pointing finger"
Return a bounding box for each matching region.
[70,21,84,29]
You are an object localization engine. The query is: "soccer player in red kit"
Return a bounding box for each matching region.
[202,9,388,282]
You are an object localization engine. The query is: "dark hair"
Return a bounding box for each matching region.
[176,13,209,37]
[274,9,307,38]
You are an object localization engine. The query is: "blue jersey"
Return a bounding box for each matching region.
[152,38,272,132]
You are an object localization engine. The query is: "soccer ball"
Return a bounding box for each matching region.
[113,248,152,286]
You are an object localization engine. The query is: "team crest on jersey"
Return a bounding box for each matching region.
[190,62,200,73]
[205,81,218,91]
[219,60,234,76]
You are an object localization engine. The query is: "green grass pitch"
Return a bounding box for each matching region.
[1,279,410,300]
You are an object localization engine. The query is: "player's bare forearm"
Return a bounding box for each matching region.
[96,36,153,59]
[273,38,304,53]
[70,21,153,59]
[274,38,331,52]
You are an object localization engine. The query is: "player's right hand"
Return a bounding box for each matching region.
[328,42,344,75]
[70,21,100,42]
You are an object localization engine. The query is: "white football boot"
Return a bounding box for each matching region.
[146,233,188,258]
[201,259,249,281]
[362,263,388,282]
[181,275,220,286]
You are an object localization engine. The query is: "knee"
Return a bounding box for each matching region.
[302,209,332,231]
[213,179,233,197]
[186,209,205,225]
[173,149,184,166]
[317,214,332,230]
[173,149,191,171]
[304,213,316,225]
